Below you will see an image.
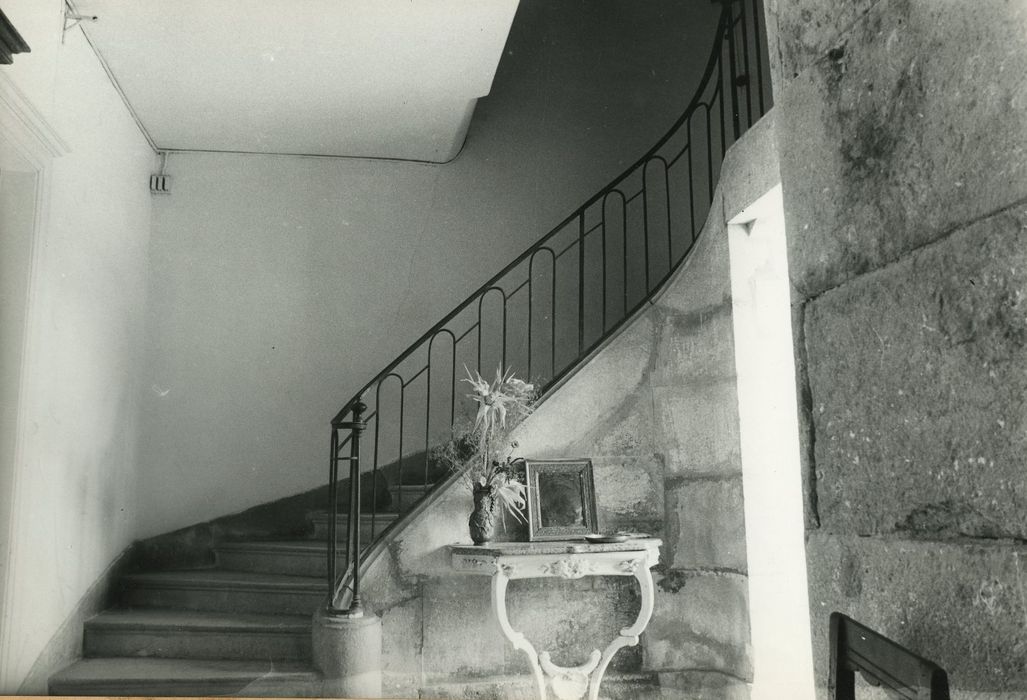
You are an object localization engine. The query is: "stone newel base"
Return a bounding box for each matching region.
[312,607,383,698]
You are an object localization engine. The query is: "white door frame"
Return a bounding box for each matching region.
[727,184,816,699]
[0,73,67,690]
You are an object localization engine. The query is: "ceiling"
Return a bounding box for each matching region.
[75,0,520,162]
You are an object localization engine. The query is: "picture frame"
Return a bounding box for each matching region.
[524,459,599,541]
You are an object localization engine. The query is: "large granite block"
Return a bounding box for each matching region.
[645,571,752,682]
[767,0,881,83]
[804,205,1027,540]
[779,0,1027,298]
[665,476,746,571]
[806,533,1027,693]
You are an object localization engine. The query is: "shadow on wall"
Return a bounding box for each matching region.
[137,0,724,541]
[127,449,445,572]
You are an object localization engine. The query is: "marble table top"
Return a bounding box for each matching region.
[449,537,661,558]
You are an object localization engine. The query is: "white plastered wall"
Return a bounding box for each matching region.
[0,0,154,689]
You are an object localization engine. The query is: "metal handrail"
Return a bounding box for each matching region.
[326,0,771,614]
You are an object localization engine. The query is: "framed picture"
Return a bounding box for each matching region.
[524,459,599,541]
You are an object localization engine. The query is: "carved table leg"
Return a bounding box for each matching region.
[539,650,601,700]
[491,570,547,700]
[472,550,660,700]
[587,566,656,700]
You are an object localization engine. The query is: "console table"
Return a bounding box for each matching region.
[449,538,661,700]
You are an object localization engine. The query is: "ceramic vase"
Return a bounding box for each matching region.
[468,483,497,545]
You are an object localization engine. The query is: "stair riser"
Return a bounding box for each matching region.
[310,518,396,542]
[215,550,327,578]
[120,586,324,616]
[387,486,431,509]
[84,628,311,661]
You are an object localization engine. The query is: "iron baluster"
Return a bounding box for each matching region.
[725,2,741,141]
[328,400,366,617]
[326,425,340,608]
[578,216,585,354]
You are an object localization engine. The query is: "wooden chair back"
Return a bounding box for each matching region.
[830,612,950,700]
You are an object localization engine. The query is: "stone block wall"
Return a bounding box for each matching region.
[768,0,1027,694]
[645,193,753,694]
[358,116,782,698]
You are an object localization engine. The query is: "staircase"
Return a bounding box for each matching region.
[48,0,769,694]
[48,495,417,696]
[325,0,770,619]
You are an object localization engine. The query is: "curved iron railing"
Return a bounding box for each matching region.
[326,0,771,615]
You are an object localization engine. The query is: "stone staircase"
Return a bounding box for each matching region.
[49,485,427,696]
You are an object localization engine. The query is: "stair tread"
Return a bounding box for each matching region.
[52,657,317,683]
[214,540,326,553]
[389,484,433,495]
[122,569,325,590]
[309,510,400,519]
[87,608,310,632]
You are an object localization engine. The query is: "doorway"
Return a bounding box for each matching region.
[0,101,51,690]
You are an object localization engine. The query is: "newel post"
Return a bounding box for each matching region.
[343,399,367,616]
[314,399,382,698]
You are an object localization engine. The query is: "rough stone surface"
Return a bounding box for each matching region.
[504,576,642,674]
[657,670,750,700]
[355,108,780,696]
[418,673,661,700]
[592,456,663,533]
[776,0,1027,696]
[766,0,881,85]
[586,398,658,459]
[779,0,1027,298]
[654,381,742,478]
[654,190,731,315]
[417,676,539,700]
[792,302,820,531]
[652,305,736,388]
[848,689,1027,700]
[805,205,1027,540]
[665,477,746,572]
[380,596,423,679]
[806,533,1027,692]
[720,111,780,222]
[645,571,752,681]
[311,610,382,698]
[517,315,656,458]
[383,485,472,579]
[420,576,508,678]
